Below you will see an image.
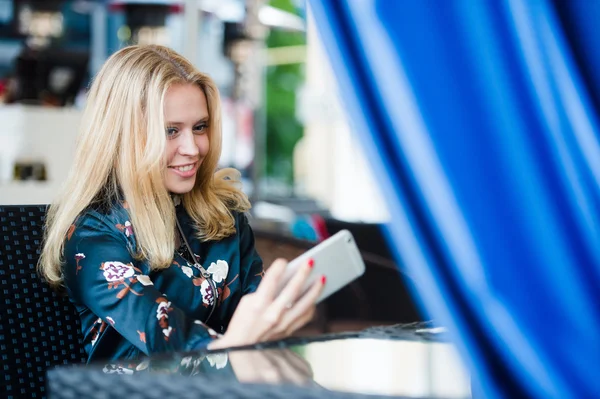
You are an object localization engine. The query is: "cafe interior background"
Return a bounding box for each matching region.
[2,1,599,398]
[1,0,444,397]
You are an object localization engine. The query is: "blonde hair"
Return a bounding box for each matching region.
[39,45,250,287]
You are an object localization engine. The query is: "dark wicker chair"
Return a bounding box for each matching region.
[0,205,87,399]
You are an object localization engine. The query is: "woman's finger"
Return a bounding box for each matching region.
[284,307,316,338]
[214,261,289,347]
[264,276,325,340]
[272,258,314,311]
[254,258,288,302]
[288,275,325,317]
[259,259,313,335]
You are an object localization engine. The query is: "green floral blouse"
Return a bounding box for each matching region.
[62,198,264,363]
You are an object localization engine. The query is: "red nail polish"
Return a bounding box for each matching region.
[321,275,326,284]
[308,258,314,268]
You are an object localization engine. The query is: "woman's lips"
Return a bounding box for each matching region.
[168,162,198,178]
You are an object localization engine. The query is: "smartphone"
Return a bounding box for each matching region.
[279,229,366,303]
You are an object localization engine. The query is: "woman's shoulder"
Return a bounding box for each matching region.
[71,199,133,241]
[199,210,250,246]
[230,209,252,231]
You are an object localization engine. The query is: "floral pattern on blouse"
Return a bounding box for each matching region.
[207,260,229,283]
[62,199,264,363]
[155,298,174,340]
[89,318,107,347]
[199,279,215,307]
[116,221,133,237]
[173,253,239,308]
[74,253,85,275]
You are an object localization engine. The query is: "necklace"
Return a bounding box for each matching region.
[175,217,210,279]
[175,215,217,323]
[176,228,202,271]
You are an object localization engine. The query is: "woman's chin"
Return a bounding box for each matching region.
[165,181,196,194]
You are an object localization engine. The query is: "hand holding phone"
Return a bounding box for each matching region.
[278,229,366,303]
[209,259,325,349]
[209,230,365,349]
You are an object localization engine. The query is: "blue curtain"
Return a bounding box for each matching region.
[307,1,600,397]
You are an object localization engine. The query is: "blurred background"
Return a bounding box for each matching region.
[0,0,421,333]
[2,2,598,398]
[0,0,388,224]
[0,2,434,393]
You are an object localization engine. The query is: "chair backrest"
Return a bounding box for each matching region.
[0,205,86,399]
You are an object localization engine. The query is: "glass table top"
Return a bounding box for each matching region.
[85,326,471,399]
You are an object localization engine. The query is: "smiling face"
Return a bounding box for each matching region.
[163,83,210,194]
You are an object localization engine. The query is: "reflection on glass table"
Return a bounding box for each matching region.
[89,335,470,399]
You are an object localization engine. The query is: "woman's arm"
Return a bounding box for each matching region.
[63,212,217,355]
[237,212,264,294]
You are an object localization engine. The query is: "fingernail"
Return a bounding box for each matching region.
[320,275,326,284]
[308,258,314,268]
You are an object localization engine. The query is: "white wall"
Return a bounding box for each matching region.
[0,105,81,205]
[294,11,389,223]
[0,103,243,206]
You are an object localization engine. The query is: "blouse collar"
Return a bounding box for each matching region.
[172,194,182,207]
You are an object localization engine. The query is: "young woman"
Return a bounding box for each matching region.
[38,45,325,362]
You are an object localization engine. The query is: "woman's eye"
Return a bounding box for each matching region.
[166,127,178,137]
[193,123,208,134]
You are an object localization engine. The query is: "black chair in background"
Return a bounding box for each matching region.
[0,205,86,399]
[323,218,423,328]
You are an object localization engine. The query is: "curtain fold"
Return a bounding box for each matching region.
[307,1,600,397]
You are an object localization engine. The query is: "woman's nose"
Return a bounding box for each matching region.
[178,130,199,156]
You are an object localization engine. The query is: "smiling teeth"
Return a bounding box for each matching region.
[175,165,194,172]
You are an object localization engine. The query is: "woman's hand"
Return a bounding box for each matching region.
[208,258,325,350]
